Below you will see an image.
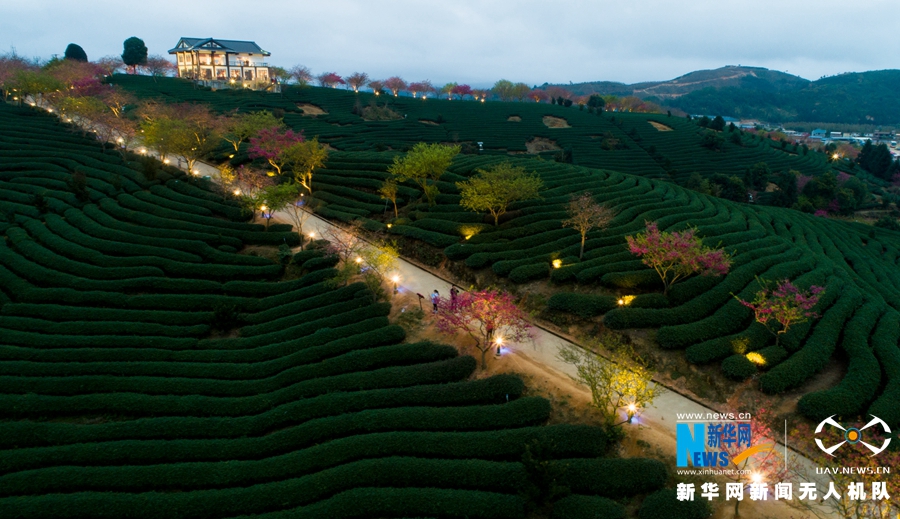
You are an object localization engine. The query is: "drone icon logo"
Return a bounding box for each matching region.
[815,415,892,457]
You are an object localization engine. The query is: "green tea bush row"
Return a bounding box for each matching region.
[797,299,885,421]
[547,292,618,318]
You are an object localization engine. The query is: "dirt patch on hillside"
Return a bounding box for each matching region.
[507,116,522,122]
[419,119,439,125]
[362,105,403,121]
[648,121,673,131]
[542,116,570,128]
[297,103,327,116]
[525,137,561,154]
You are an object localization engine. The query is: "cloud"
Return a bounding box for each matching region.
[2,0,898,85]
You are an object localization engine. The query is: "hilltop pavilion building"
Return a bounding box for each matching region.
[168,38,270,83]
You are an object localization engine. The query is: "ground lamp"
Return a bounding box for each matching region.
[626,403,638,423]
[391,274,400,294]
[495,336,503,356]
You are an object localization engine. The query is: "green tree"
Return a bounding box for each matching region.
[711,174,747,202]
[259,182,298,230]
[64,43,87,62]
[283,137,328,195]
[491,79,514,101]
[558,334,665,428]
[10,69,62,107]
[744,162,772,190]
[700,131,725,151]
[141,117,191,163]
[771,170,799,208]
[587,94,605,109]
[457,162,543,225]
[121,37,148,74]
[709,115,726,131]
[223,110,283,153]
[388,142,460,205]
[379,179,399,218]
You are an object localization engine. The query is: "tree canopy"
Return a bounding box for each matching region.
[457,162,543,225]
[388,142,460,205]
[64,43,87,62]
[121,37,148,73]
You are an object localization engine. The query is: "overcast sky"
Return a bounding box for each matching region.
[3,0,898,87]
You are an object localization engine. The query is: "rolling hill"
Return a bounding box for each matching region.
[554,66,900,125]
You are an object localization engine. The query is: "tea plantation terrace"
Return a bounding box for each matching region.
[0,102,703,518]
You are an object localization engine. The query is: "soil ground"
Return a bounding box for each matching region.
[543,116,571,128]
[296,103,327,116]
[526,137,561,153]
[648,121,674,131]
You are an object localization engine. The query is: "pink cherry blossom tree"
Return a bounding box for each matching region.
[434,289,533,369]
[248,126,305,175]
[367,79,384,95]
[736,278,824,346]
[316,72,344,88]
[529,89,550,103]
[345,72,369,92]
[451,83,473,100]
[626,221,731,295]
[383,76,407,97]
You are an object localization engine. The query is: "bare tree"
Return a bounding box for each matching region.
[562,192,616,259]
[289,65,313,86]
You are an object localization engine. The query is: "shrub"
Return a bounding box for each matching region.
[547,293,618,318]
[721,354,758,380]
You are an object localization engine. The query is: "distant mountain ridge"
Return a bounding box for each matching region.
[554,66,900,125]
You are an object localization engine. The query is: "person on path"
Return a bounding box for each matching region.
[450,286,459,305]
[431,290,440,313]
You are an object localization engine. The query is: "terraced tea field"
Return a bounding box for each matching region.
[0,103,697,518]
[111,76,840,186]
[295,152,900,428]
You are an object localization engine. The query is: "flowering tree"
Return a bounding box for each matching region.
[383,76,407,96]
[451,84,473,100]
[289,65,313,86]
[316,72,344,88]
[367,79,384,95]
[529,89,550,103]
[95,55,124,76]
[562,192,616,259]
[434,289,533,369]
[626,221,731,295]
[142,55,175,80]
[471,89,490,102]
[440,82,456,100]
[345,72,369,93]
[248,126,305,175]
[408,81,433,98]
[736,279,824,346]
